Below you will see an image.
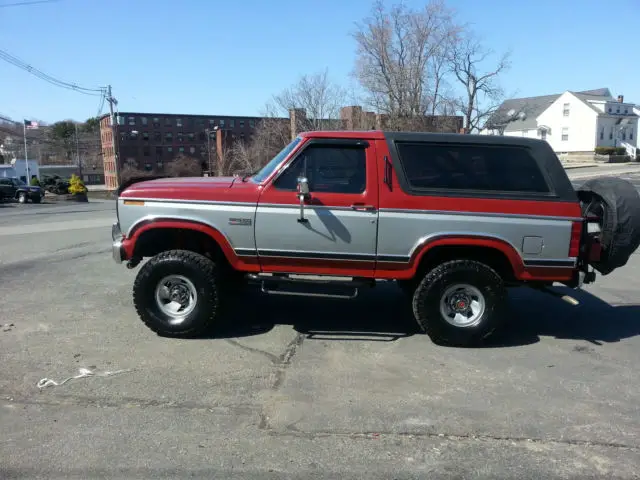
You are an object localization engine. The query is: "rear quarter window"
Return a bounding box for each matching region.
[394,142,551,194]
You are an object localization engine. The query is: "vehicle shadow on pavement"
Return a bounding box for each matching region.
[210,282,420,342]
[486,287,640,348]
[202,283,639,347]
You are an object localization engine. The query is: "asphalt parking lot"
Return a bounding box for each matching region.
[1,175,640,479]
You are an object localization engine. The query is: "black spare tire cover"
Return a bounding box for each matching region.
[577,176,640,275]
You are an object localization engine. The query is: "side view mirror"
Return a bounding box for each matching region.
[296,176,310,223]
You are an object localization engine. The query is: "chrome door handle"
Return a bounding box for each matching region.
[350,204,376,212]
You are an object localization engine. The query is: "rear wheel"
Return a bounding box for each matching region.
[412,259,508,347]
[132,250,223,337]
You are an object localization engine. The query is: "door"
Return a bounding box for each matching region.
[254,138,379,277]
[0,178,14,200]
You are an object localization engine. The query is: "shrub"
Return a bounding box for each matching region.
[595,146,628,155]
[68,174,88,195]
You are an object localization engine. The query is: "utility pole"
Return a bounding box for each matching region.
[22,120,30,183]
[106,85,120,188]
[74,122,83,179]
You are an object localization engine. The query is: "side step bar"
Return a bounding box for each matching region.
[246,274,375,300]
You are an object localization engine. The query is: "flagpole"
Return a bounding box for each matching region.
[23,120,31,183]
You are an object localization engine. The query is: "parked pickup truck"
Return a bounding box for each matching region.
[111,131,640,346]
[0,177,44,203]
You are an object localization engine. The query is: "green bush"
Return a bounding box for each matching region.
[68,174,88,195]
[595,146,627,155]
[30,177,41,186]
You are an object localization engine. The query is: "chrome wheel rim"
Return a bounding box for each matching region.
[439,283,485,328]
[154,275,198,324]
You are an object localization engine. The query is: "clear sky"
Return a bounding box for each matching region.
[1,0,638,124]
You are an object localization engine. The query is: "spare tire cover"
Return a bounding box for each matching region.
[577,176,640,275]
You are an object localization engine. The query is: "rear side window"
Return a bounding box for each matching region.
[395,142,550,194]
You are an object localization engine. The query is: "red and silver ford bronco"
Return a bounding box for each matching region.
[111,131,640,346]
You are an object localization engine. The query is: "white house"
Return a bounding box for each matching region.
[482,88,638,157]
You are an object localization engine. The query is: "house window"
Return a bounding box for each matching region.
[561,127,569,141]
[219,119,225,128]
[155,146,163,157]
[616,106,620,113]
[189,146,196,154]
[229,119,235,128]
[143,146,150,156]
[610,128,613,140]
[128,116,136,126]
[142,132,149,141]
[154,132,162,142]
[179,146,185,153]
[608,107,612,113]
[165,132,173,143]
[196,118,204,127]
[141,117,148,126]
[209,119,216,127]
[144,163,152,172]
[117,116,125,125]
[624,108,628,114]
[198,132,205,141]
[563,103,570,116]
[153,117,160,127]
[240,120,245,128]
[187,133,195,141]
[250,119,255,128]
[165,117,172,127]
[631,131,634,140]
[240,133,245,141]
[622,129,627,140]
[167,147,173,154]
[176,118,183,127]
[177,132,184,143]
[600,128,604,140]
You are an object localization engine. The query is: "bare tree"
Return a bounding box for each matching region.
[165,154,202,177]
[352,0,460,125]
[449,33,511,133]
[271,69,348,130]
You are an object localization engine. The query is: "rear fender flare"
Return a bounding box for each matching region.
[409,233,526,277]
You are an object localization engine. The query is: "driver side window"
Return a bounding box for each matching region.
[273,144,367,194]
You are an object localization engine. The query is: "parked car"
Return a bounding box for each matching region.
[110,130,640,347]
[0,177,45,203]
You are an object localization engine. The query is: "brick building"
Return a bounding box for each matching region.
[99,112,283,189]
[100,107,463,189]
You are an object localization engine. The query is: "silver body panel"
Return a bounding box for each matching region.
[254,204,378,260]
[116,197,577,268]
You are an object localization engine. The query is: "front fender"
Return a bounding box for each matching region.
[123,217,259,272]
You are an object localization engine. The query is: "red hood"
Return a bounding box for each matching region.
[120,176,261,203]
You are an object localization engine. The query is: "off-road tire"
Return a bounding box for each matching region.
[133,249,222,337]
[412,260,508,347]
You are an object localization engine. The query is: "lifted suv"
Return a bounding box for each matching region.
[111,131,640,346]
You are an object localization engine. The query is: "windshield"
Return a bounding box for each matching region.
[251,136,302,183]
[12,178,26,186]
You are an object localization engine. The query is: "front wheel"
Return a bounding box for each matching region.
[18,192,27,204]
[132,250,223,337]
[412,260,508,347]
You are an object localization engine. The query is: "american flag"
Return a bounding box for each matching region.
[24,119,39,129]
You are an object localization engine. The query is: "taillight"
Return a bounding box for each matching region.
[569,220,582,257]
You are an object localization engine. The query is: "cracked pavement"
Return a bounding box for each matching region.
[1,197,639,479]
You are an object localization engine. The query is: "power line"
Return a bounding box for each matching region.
[0,0,62,8]
[0,48,105,96]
